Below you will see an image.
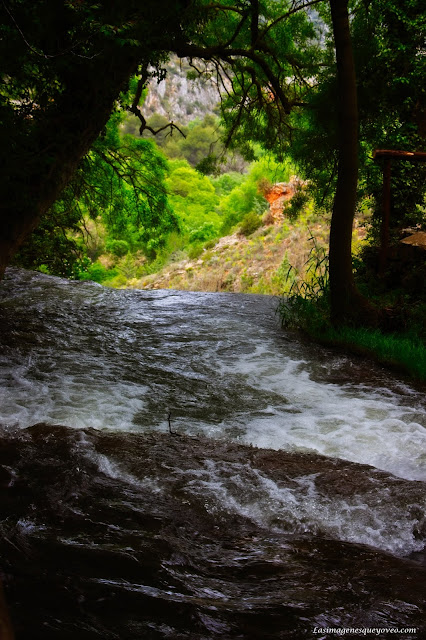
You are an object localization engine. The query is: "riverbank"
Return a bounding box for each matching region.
[98,206,367,296]
[279,295,426,384]
[313,326,426,384]
[76,202,425,383]
[104,215,425,384]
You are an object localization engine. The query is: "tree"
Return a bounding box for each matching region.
[285,0,426,319]
[0,0,323,277]
[172,0,373,323]
[327,0,374,323]
[166,159,221,238]
[86,115,178,258]
[4,0,418,328]
[172,1,320,159]
[0,0,193,278]
[353,0,426,234]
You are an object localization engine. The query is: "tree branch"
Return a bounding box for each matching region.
[126,68,186,138]
[173,42,293,113]
[251,0,259,46]
[2,0,100,60]
[205,3,244,15]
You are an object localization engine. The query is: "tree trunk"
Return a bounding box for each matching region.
[328,0,376,325]
[0,45,139,280]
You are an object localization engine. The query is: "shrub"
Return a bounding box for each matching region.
[189,222,218,243]
[203,239,217,250]
[238,212,263,237]
[212,172,246,196]
[105,239,130,257]
[187,243,204,260]
[284,186,311,221]
[79,262,112,283]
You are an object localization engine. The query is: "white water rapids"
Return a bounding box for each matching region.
[0,267,425,560]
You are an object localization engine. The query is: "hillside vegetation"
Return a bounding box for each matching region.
[67,112,366,296]
[96,207,366,297]
[17,106,357,297]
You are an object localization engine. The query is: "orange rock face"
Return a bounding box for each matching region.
[264,178,304,222]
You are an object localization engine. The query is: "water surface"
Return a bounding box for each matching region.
[0,268,425,638]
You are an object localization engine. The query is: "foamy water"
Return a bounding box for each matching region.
[1,270,426,637]
[175,460,426,555]
[0,268,425,483]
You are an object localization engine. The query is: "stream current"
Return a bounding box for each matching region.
[0,268,425,639]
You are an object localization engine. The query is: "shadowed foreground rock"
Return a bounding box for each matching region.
[0,425,424,639]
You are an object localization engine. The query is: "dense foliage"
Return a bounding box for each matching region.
[0,0,195,277]
[289,0,426,230]
[14,112,177,276]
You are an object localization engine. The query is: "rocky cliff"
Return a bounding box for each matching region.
[144,57,221,124]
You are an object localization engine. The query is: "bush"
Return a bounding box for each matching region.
[78,262,112,283]
[189,222,218,243]
[284,186,311,221]
[219,180,264,233]
[238,212,263,237]
[105,239,130,257]
[195,154,219,176]
[203,238,217,250]
[187,243,204,260]
[212,172,246,196]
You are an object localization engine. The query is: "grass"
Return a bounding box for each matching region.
[278,294,426,382]
[277,227,426,382]
[322,322,426,381]
[333,326,426,380]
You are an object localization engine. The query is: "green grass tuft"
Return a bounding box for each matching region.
[278,294,426,381]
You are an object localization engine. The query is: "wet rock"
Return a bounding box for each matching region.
[0,426,425,639]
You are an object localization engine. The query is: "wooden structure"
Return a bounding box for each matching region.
[373,149,426,274]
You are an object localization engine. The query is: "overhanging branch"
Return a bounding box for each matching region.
[172,42,293,113]
[126,68,186,138]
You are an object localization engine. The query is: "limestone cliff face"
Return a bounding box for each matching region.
[264,177,306,222]
[144,58,220,124]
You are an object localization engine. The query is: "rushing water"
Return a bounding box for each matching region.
[0,268,425,639]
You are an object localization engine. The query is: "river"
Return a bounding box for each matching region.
[0,268,425,639]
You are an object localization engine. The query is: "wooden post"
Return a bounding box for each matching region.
[379,157,391,276]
